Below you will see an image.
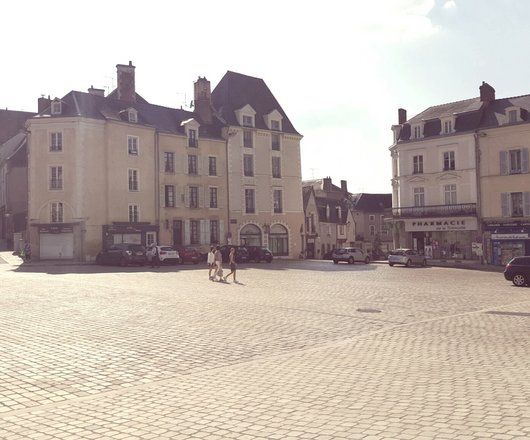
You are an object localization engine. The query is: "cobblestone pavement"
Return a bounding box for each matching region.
[0,260,529,439]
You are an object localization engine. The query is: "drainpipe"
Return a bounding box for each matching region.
[224,128,237,245]
[154,129,160,243]
[474,130,486,264]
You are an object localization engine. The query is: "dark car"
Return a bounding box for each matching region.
[175,246,201,264]
[245,246,273,263]
[219,245,249,263]
[96,243,147,266]
[504,256,530,286]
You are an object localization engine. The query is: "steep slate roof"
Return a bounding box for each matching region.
[0,109,35,144]
[351,193,392,213]
[397,87,530,142]
[0,132,26,162]
[36,91,224,139]
[315,196,350,224]
[211,71,300,135]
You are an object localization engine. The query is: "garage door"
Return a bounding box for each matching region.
[40,233,74,259]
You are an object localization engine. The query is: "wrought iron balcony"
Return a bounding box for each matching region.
[392,203,477,218]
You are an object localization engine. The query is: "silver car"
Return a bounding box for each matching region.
[332,247,370,264]
[388,249,427,267]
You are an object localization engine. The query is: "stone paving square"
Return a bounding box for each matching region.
[0,259,529,439]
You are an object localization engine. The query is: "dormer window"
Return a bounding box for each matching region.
[242,115,254,127]
[51,101,62,115]
[504,107,521,125]
[413,125,422,139]
[508,110,517,123]
[188,129,198,148]
[271,120,280,131]
[128,109,138,123]
[443,120,452,134]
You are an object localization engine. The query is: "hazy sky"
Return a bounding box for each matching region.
[2,0,529,193]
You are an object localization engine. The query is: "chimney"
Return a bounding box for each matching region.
[323,176,332,192]
[398,108,407,124]
[193,76,213,124]
[116,61,136,102]
[88,85,105,97]
[340,180,348,193]
[480,81,495,104]
[38,95,51,113]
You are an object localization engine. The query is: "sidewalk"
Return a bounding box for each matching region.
[372,259,504,272]
[0,252,93,267]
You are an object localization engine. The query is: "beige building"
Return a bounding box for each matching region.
[26,63,303,260]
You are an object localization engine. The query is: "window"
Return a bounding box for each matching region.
[443,120,452,134]
[51,101,62,115]
[189,186,199,208]
[272,157,281,178]
[243,130,253,148]
[188,129,198,148]
[271,120,280,131]
[444,184,457,205]
[190,220,200,244]
[413,187,425,207]
[50,132,62,152]
[413,155,423,174]
[511,192,523,217]
[50,166,63,190]
[509,150,522,174]
[508,110,518,123]
[443,151,455,171]
[208,156,217,176]
[164,152,175,173]
[188,155,198,175]
[128,204,139,223]
[128,109,137,123]
[210,220,219,244]
[273,189,283,213]
[128,136,139,156]
[413,125,421,139]
[269,223,288,256]
[271,133,280,150]
[245,189,255,213]
[51,202,63,223]
[242,115,253,127]
[369,225,376,236]
[209,187,218,208]
[128,169,139,191]
[165,185,175,207]
[243,154,254,176]
[369,214,375,221]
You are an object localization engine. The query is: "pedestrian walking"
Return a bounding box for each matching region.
[214,245,224,282]
[207,246,215,280]
[147,244,159,268]
[224,247,238,283]
[23,242,31,263]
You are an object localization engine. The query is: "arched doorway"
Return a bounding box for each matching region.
[269,224,289,256]
[240,224,262,246]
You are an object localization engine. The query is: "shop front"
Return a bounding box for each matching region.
[102,223,158,249]
[34,223,78,260]
[484,222,530,266]
[404,216,480,260]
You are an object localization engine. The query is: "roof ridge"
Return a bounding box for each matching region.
[225,70,264,81]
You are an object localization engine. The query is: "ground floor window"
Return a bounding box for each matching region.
[240,223,262,246]
[269,223,288,256]
[190,220,200,244]
[173,220,183,245]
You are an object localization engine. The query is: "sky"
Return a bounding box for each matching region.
[2,0,530,194]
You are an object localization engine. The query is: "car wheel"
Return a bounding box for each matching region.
[193,261,199,265]
[333,260,338,264]
[95,255,103,265]
[348,257,354,264]
[364,257,370,264]
[267,258,272,263]
[422,259,427,267]
[389,263,394,267]
[405,259,412,267]
[512,274,527,287]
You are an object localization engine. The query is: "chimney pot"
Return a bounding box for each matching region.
[38,95,51,113]
[193,76,213,124]
[398,108,407,124]
[116,61,136,102]
[88,86,105,97]
[480,81,495,103]
[340,180,348,193]
[323,176,332,192]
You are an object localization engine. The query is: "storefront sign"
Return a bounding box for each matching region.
[491,233,529,240]
[404,217,477,232]
[38,225,74,234]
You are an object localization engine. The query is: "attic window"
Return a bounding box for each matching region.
[242,115,254,127]
[51,101,62,115]
[128,109,138,123]
[271,120,280,131]
[508,110,517,123]
[505,107,520,124]
[443,120,452,134]
[413,125,422,139]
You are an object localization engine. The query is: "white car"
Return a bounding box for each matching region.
[331,247,370,264]
[154,246,180,264]
[388,249,426,267]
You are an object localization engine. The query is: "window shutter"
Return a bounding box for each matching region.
[217,188,223,209]
[499,151,508,175]
[199,186,204,208]
[197,155,202,176]
[501,193,510,217]
[160,185,166,208]
[523,192,530,216]
[219,220,225,245]
[173,184,179,207]
[179,154,187,174]
[522,148,529,173]
[184,186,190,207]
[183,219,190,245]
[200,220,208,244]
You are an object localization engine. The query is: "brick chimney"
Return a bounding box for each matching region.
[340,180,348,193]
[398,108,407,124]
[116,61,136,102]
[193,76,213,124]
[88,85,105,97]
[480,81,495,104]
[38,95,51,113]
[323,176,332,192]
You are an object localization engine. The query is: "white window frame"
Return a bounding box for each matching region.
[209,186,218,208]
[245,188,256,214]
[50,132,63,152]
[49,166,63,190]
[50,202,64,223]
[413,155,423,174]
[509,149,522,174]
[128,109,138,123]
[208,156,217,176]
[270,120,280,131]
[243,154,254,177]
[242,115,254,127]
[444,184,457,205]
[128,168,139,191]
[412,124,422,139]
[443,151,456,171]
[127,135,139,156]
[128,204,139,223]
[273,189,283,213]
[272,156,281,178]
[369,225,376,236]
[413,187,425,207]
[369,214,375,221]
[505,106,521,125]
[165,185,175,208]
[51,101,62,115]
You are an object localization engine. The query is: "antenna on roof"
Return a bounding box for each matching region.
[310,168,317,179]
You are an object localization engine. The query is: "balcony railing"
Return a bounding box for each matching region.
[392,203,477,218]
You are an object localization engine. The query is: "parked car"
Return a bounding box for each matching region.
[96,243,147,266]
[332,247,370,264]
[245,246,273,263]
[154,246,180,265]
[175,246,201,264]
[219,245,249,263]
[504,256,530,286]
[388,249,426,267]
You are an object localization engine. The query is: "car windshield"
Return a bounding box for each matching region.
[160,246,173,251]
[390,250,405,256]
